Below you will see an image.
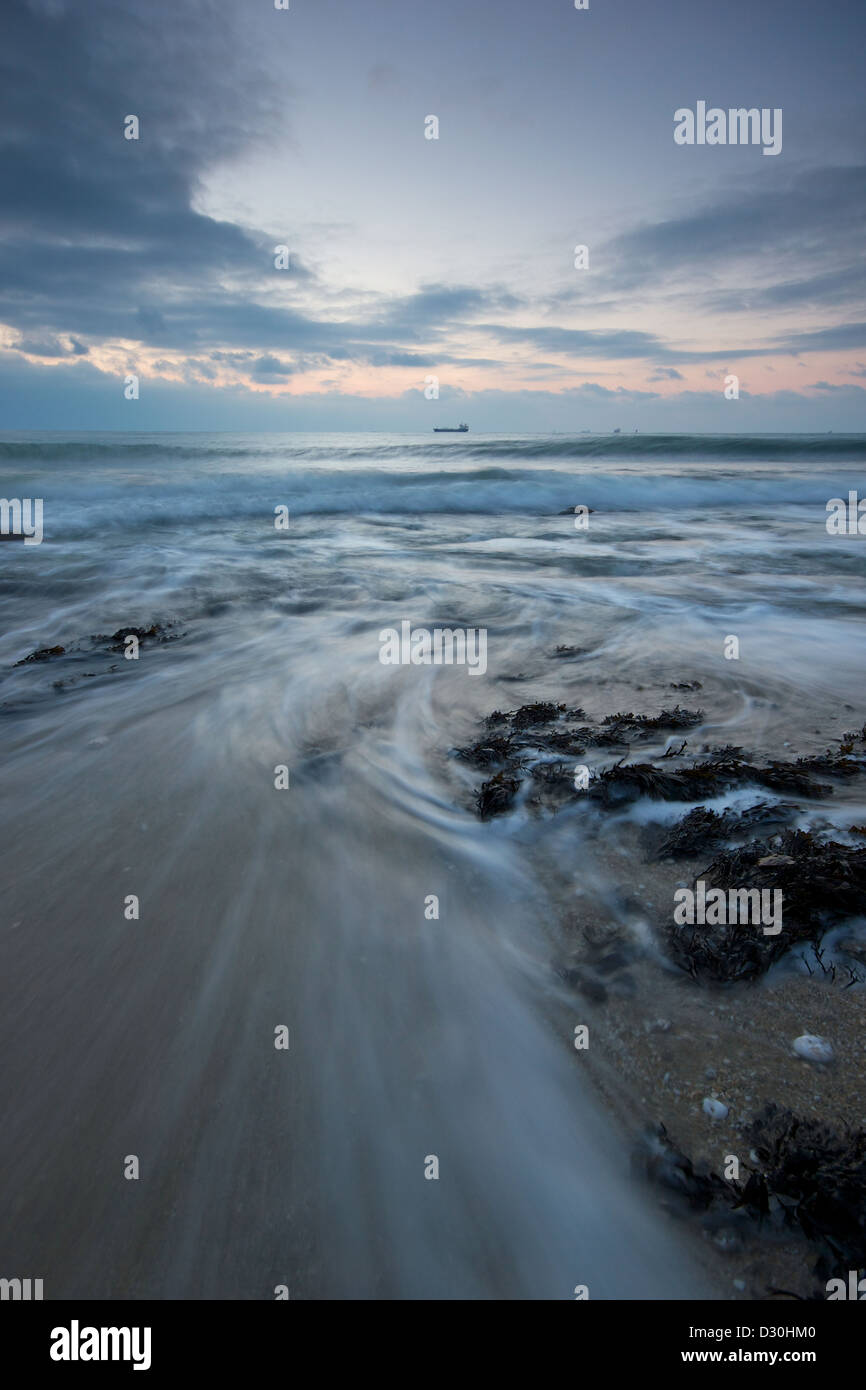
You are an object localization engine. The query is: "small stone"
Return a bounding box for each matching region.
[712,1228,740,1251]
[733,1279,746,1291]
[705,1066,717,1080]
[703,1097,729,1120]
[793,1034,834,1064]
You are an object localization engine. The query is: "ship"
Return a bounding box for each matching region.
[433,423,469,432]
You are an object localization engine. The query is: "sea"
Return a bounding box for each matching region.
[1,431,865,1297]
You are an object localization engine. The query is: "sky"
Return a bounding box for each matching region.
[0,0,865,431]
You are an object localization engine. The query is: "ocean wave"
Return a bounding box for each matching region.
[8,467,861,539]
[2,431,865,467]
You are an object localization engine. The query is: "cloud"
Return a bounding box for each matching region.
[0,0,287,343]
[251,354,294,379]
[13,333,89,358]
[610,165,866,289]
[0,1,863,416]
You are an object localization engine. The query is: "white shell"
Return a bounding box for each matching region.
[702,1097,729,1120]
[792,1034,834,1064]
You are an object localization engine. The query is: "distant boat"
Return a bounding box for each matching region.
[434,423,469,432]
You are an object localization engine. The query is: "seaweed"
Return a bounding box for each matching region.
[94,623,177,651]
[14,621,179,670]
[744,1106,866,1269]
[641,1108,866,1282]
[639,1126,739,1214]
[795,754,863,778]
[589,758,833,808]
[456,702,863,843]
[14,645,66,665]
[453,731,522,768]
[476,771,521,820]
[508,701,567,728]
[654,801,800,860]
[602,705,703,731]
[666,828,866,983]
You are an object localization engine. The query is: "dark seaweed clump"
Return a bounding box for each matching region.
[94,624,177,652]
[455,696,866,978]
[457,702,591,817]
[14,622,178,667]
[654,801,801,860]
[456,703,708,819]
[602,704,703,732]
[642,1106,866,1286]
[475,771,522,820]
[457,699,863,821]
[589,758,832,808]
[14,645,66,665]
[667,828,866,983]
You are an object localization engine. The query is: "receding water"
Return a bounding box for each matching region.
[1,432,865,1298]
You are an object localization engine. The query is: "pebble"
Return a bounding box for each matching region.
[705,1066,717,1080]
[733,1279,746,1291]
[793,1034,834,1064]
[703,1097,729,1120]
[712,1229,740,1251]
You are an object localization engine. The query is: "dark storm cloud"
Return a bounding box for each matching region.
[0,0,289,342]
[0,1,526,372]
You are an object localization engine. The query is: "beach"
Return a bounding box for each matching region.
[1,430,865,1299]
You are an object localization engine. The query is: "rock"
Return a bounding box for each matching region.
[792,1034,834,1064]
[703,1098,729,1120]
